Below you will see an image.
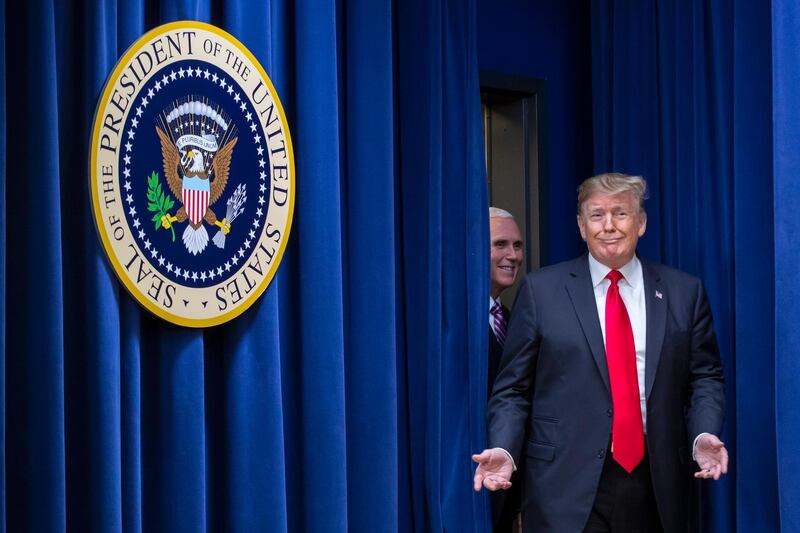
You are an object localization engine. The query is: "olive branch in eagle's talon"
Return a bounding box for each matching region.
[146,171,177,242]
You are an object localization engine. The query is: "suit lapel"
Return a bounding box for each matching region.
[565,255,610,394]
[642,260,666,398]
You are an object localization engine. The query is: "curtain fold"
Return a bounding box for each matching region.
[1,0,488,531]
[0,0,6,530]
[6,0,67,530]
[438,1,489,530]
[732,0,777,530]
[397,0,444,528]
[342,0,399,531]
[772,1,800,530]
[291,0,349,530]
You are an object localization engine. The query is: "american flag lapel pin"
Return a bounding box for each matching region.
[655,290,663,300]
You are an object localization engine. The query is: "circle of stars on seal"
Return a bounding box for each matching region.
[121,63,269,286]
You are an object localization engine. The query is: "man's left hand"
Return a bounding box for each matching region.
[694,433,728,480]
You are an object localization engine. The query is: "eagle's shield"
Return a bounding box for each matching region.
[182,176,210,225]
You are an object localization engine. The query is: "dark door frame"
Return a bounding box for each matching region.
[480,71,549,270]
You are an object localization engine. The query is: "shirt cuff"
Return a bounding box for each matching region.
[498,448,518,471]
[692,433,711,461]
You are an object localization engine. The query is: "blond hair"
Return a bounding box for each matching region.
[577,173,648,215]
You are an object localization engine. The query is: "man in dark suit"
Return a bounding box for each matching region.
[488,207,523,390]
[487,207,523,531]
[473,173,727,532]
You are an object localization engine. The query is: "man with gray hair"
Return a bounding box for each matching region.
[487,206,523,532]
[474,173,727,532]
[488,207,523,388]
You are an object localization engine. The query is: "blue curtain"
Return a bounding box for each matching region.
[772,1,800,530]
[592,0,785,531]
[0,0,490,531]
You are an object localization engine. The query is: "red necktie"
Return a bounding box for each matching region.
[605,270,644,473]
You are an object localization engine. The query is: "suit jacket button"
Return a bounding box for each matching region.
[607,409,613,417]
[597,449,605,458]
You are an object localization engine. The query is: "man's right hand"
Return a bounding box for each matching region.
[472,448,513,492]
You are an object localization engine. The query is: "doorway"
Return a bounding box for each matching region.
[481,72,547,304]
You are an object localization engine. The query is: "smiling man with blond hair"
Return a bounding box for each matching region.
[474,173,727,532]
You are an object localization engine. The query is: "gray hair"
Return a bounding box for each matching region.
[489,207,515,219]
[577,173,649,214]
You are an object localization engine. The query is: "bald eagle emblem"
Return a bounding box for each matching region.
[155,98,245,255]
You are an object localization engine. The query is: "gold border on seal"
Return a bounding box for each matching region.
[90,21,295,327]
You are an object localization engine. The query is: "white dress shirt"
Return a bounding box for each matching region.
[587,254,648,431]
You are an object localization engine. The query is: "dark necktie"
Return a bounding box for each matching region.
[491,301,506,347]
[605,270,644,473]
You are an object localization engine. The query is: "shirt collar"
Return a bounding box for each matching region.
[588,253,642,290]
[489,296,502,311]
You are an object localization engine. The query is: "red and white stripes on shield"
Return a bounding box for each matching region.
[182,188,210,224]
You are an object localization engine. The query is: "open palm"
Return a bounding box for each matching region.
[472,448,514,491]
[694,434,728,480]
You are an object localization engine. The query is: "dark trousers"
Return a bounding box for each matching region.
[492,470,521,532]
[583,441,663,533]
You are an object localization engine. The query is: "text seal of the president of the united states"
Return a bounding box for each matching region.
[90,21,294,327]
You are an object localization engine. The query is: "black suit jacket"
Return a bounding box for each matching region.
[487,254,724,533]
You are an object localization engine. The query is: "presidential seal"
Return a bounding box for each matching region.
[90,21,294,327]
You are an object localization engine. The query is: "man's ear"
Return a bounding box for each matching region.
[577,214,588,241]
[637,211,647,237]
